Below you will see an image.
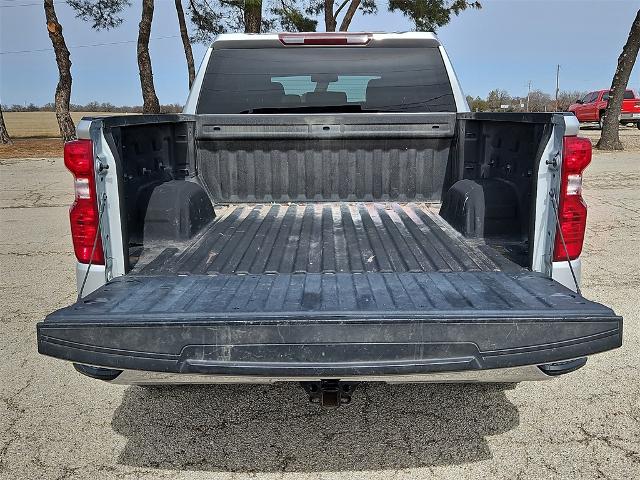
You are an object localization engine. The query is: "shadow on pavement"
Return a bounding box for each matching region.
[111,382,519,472]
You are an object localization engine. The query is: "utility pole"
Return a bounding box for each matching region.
[527,80,531,112]
[555,64,560,112]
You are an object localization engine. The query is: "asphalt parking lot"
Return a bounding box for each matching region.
[1,130,639,479]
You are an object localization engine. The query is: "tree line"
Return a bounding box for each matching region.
[466,89,590,113]
[2,102,183,113]
[0,3,638,151]
[2,87,586,115]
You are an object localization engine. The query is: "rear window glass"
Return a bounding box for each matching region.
[197,47,456,114]
[602,90,636,101]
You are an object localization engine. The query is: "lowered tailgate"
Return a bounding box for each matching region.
[37,271,622,377]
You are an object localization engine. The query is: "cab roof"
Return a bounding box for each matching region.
[211,32,441,49]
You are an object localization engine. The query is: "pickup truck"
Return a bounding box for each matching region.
[37,32,622,407]
[568,89,640,129]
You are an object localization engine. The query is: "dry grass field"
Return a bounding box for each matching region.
[1,111,131,158]
[2,111,127,138]
[0,138,65,158]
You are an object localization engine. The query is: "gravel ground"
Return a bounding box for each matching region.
[0,138,64,159]
[1,132,639,479]
[582,124,640,150]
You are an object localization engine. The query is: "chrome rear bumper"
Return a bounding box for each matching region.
[109,365,553,385]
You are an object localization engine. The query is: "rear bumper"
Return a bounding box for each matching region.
[107,364,554,384]
[37,315,622,379]
[620,112,640,121]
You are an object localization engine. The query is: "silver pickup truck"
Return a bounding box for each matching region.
[37,32,622,406]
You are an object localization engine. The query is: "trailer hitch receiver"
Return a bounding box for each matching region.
[301,380,359,408]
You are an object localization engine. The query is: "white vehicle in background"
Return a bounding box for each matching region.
[37,32,621,407]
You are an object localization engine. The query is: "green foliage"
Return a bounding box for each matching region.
[466,95,487,112]
[188,0,227,43]
[388,0,481,31]
[305,0,378,16]
[67,0,131,30]
[271,1,318,32]
[188,0,482,42]
[188,0,278,42]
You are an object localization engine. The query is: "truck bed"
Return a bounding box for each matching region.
[38,201,621,377]
[130,202,520,275]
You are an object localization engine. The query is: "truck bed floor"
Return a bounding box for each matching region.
[131,202,521,275]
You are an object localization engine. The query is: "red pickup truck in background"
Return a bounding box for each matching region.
[569,89,640,129]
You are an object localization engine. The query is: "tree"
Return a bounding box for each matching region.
[598,9,640,151]
[175,0,196,87]
[388,0,481,31]
[279,0,479,33]
[486,89,511,111]
[188,0,225,43]
[243,0,263,32]
[188,0,276,41]
[0,105,11,144]
[271,1,318,31]
[302,1,377,32]
[44,0,76,141]
[557,90,588,112]
[67,0,129,28]
[69,0,160,113]
[527,89,552,112]
[466,95,487,112]
[138,0,161,113]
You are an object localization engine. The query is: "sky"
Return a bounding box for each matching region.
[1,0,639,107]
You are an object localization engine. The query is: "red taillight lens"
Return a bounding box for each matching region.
[64,139,104,264]
[553,136,592,261]
[278,32,371,46]
[64,138,93,176]
[562,135,591,173]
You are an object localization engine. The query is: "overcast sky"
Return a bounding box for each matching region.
[1,0,639,106]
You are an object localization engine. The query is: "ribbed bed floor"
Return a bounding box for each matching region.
[132,202,521,275]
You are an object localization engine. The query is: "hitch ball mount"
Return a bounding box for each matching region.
[300,379,359,408]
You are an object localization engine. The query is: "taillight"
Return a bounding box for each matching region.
[278,32,371,46]
[553,136,592,261]
[64,139,104,264]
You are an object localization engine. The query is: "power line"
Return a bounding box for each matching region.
[0,35,181,55]
[0,1,69,8]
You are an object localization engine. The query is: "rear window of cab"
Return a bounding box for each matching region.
[197,47,457,114]
[601,90,636,101]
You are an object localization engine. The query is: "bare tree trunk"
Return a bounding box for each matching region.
[138,0,161,114]
[44,0,76,141]
[339,0,361,31]
[175,0,195,87]
[597,9,640,151]
[324,0,336,31]
[244,0,262,33]
[0,105,11,144]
